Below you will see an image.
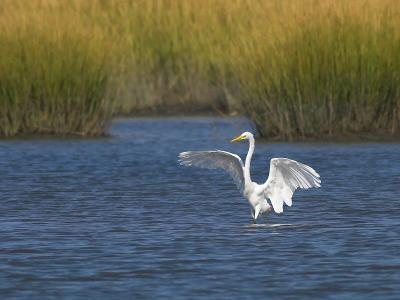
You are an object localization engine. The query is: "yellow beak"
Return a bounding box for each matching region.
[230,135,244,143]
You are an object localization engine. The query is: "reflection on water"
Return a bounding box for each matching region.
[243,223,300,229]
[0,117,399,299]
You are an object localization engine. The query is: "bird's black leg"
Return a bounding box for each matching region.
[250,207,256,224]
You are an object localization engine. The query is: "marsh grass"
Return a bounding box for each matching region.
[0,0,399,138]
[229,0,400,139]
[0,1,114,137]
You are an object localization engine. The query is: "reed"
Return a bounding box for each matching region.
[1,0,399,138]
[228,0,400,139]
[0,1,114,137]
[109,0,239,114]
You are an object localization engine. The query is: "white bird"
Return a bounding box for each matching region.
[178,132,321,222]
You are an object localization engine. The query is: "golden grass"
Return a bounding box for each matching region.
[0,0,399,138]
[0,0,114,136]
[229,0,400,139]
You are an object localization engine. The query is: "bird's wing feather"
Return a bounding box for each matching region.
[178,150,244,190]
[263,158,321,213]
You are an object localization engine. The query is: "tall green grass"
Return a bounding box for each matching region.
[229,0,400,139]
[109,0,238,114]
[0,1,113,137]
[0,0,399,138]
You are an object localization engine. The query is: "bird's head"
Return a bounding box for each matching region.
[230,131,253,143]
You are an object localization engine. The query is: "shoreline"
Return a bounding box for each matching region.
[2,115,399,143]
[113,113,400,143]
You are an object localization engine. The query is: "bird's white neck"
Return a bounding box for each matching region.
[244,135,255,184]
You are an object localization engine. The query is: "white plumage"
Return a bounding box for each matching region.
[178,132,321,222]
[179,150,245,191]
[264,158,320,213]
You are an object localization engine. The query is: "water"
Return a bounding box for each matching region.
[1,117,399,299]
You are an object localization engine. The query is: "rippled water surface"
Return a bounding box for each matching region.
[1,118,400,299]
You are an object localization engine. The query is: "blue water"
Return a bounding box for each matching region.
[0,118,399,299]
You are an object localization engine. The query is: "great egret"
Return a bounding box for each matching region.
[178,132,321,222]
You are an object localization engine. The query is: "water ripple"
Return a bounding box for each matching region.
[0,118,399,299]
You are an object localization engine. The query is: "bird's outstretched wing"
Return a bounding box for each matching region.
[263,158,321,213]
[178,151,244,191]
